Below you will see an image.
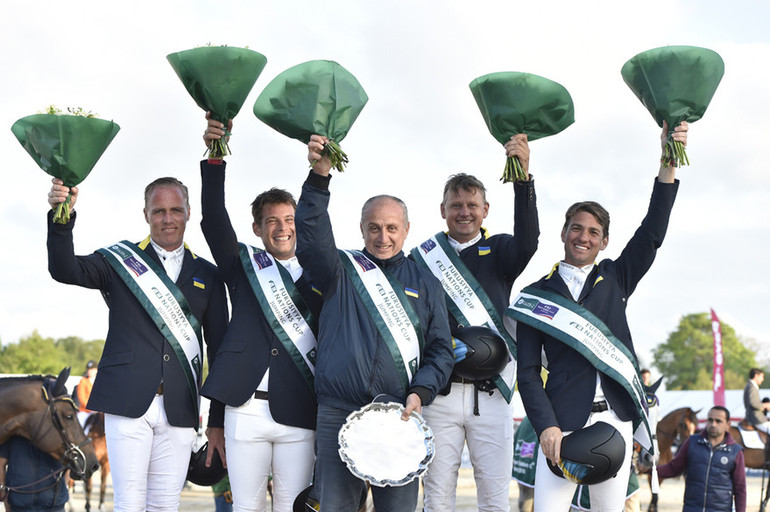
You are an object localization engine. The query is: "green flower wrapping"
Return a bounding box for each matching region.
[470,72,575,183]
[621,45,725,168]
[11,113,120,223]
[253,60,368,172]
[167,46,268,159]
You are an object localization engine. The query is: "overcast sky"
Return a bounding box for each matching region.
[2,1,768,375]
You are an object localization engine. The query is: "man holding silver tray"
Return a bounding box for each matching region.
[295,134,454,512]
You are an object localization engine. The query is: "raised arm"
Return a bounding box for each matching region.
[500,134,539,281]
[295,135,342,293]
[46,179,112,290]
[612,121,686,295]
[200,113,242,283]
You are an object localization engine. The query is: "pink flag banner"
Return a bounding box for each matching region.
[710,308,726,406]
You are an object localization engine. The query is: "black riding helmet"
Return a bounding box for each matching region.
[187,442,226,486]
[452,326,509,381]
[546,421,626,485]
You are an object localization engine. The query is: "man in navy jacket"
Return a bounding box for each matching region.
[199,116,322,512]
[419,134,539,511]
[657,406,746,512]
[47,176,227,512]
[295,134,453,512]
[514,121,687,511]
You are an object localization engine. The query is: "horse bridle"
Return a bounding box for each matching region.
[36,385,93,479]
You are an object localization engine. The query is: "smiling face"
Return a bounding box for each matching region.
[361,197,410,260]
[441,187,489,243]
[253,202,296,260]
[144,185,190,251]
[561,211,608,267]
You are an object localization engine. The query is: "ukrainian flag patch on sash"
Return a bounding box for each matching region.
[405,287,419,298]
[478,246,491,256]
[193,277,205,289]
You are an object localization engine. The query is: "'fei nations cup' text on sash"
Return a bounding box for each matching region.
[339,250,424,393]
[239,243,317,391]
[97,240,202,417]
[411,233,515,402]
[505,286,654,457]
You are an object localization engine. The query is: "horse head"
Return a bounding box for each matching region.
[0,368,100,480]
[41,368,100,480]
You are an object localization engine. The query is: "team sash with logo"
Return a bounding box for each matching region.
[411,233,516,402]
[339,250,424,392]
[97,239,202,417]
[239,243,317,391]
[505,285,654,456]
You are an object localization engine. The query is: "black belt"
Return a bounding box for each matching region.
[591,400,608,413]
[254,390,269,400]
[451,375,476,384]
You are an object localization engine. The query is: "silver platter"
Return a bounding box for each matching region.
[338,401,435,487]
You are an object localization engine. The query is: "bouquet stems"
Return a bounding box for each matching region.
[207,132,231,160]
[311,139,349,172]
[502,155,526,183]
[53,194,72,224]
[661,135,689,168]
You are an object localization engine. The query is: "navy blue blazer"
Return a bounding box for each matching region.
[516,179,679,436]
[446,179,539,330]
[47,210,228,428]
[198,161,322,431]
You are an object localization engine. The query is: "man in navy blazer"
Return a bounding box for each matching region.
[47,176,228,512]
[199,115,322,512]
[515,121,688,512]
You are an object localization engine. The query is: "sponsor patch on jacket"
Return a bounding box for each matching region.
[253,251,273,270]
[420,239,436,253]
[353,253,376,272]
[515,296,559,320]
[193,277,205,289]
[404,287,419,298]
[478,246,491,256]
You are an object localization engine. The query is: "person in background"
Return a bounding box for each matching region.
[75,360,98,428]
[743,368,770,434]
[657,406,745,512]
[0,436,69,512]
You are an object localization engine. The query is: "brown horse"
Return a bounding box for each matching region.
[0,368,99,481]
[656,407,699,465]
[728,425,770,511]
[68,412,110,511]
[637,407,699,512]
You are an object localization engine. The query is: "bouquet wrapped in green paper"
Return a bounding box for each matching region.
[621,45,724,168]
[11,106,120,224]
[253,60,368,172]
[167,45,268,159]
[470,72,574,183]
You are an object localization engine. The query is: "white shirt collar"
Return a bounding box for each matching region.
[447,231,483,255]
[558,261,594,301]
[150,239,185,282]
[277,255,303,282]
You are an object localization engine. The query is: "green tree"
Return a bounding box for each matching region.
[0,331,104,375]
[653,312,758,390]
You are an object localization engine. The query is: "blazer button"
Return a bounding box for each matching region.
[163,354,170,362]
[271,348,279,356]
